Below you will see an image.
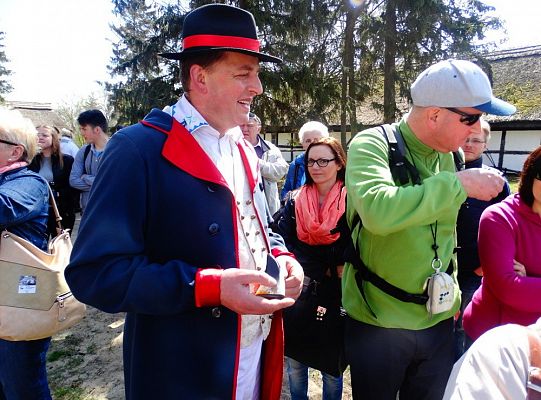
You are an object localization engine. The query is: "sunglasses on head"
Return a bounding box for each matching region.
[0,139,20,146]
[445,108,482,126]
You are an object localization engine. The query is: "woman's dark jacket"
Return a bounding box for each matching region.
[29,153,77,233]
[272,190,349,282]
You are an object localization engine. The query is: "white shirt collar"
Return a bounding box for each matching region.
[164,94,243,142]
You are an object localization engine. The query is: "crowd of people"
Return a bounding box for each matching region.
[1,3,540,400]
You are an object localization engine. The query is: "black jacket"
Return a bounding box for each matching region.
[29,153,78,218]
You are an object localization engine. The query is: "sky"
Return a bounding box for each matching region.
[0,0,540,106]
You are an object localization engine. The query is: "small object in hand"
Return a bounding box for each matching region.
[255,254,285,299]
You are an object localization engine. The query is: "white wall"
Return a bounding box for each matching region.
[268,128,541,169]
[485,129,541,172]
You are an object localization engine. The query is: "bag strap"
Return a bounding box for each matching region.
[380,124,422,186]
[47,184,65,235]
[83,144,91,175]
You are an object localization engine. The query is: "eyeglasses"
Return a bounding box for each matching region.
[307,158,335,167]
[464,138,486,145]
[0,139,20,146]
[445,108,482,126]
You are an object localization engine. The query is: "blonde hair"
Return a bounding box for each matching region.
[0,107,38,162]
[480,117,491,142]
[298,121,329,142]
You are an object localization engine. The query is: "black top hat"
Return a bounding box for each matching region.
[160,4,281,63]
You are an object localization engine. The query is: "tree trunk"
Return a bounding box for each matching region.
[383,0,397,123]
[345,7,357,141]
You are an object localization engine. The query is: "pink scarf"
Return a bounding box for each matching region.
[0,162,28,174]
[294,181,346,245]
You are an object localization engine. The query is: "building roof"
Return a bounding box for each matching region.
[486,45,541,123]
[5,101,67,128]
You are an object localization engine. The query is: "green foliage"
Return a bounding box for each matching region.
[52,386,87,400]
[106,0,185,125]
[360,0,503,120]
[105,0,505,129]
[0,31,13,102]
[496,82,541,116]
[56,93,113,142]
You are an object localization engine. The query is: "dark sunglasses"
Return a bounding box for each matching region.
[535,171,541,181]
[0,139,20,146]
[445,108,482,126]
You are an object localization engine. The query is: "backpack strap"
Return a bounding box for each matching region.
[83,144,91,175]
[380,124,421,186]
[343,213,430,319]
[453,150,465,172]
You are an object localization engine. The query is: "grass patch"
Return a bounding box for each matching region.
[86,343,98,355]
[507,174,519,193]
[47,349,74,362]
[52,386,86,400]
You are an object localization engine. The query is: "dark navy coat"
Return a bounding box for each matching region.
[65,109,289,400]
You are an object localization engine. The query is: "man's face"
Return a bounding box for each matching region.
[199,52,263,135]
[463,129,487,162]
[240,118,261,145]
[435,107,483,152]
[80,124,99,144]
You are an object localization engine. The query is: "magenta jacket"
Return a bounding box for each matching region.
[463,193,541,341]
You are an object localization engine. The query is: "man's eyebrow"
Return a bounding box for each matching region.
[237,64,260,72]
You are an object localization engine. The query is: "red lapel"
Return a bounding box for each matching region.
[142,118,228,186]
[141,116,261,198]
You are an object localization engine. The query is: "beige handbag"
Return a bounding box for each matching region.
[0,185,86,341]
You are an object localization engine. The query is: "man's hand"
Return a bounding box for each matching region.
[456,168,505,201]
[277,255,303,300]
[220,269,294,315]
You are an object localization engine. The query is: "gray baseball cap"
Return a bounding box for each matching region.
[410,59,516,116]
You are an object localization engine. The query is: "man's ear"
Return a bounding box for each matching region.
[426,107,441,130]
[189,64,208,94]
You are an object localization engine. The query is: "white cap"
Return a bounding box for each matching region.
[410,59,516,116]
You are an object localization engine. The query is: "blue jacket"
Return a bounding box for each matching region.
[0,167,48,250]
[281,152,305,200]
[65,110,289,400]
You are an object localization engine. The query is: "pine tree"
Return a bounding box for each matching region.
[0,31,13,103]
[106,0,185,125]
[359,0,503,122]
[104,0,504,131]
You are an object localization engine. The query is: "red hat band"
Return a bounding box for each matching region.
[182,34,260,52]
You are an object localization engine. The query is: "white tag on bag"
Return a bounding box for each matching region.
[424,259,455,317]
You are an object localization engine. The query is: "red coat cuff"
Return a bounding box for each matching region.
[195,268,223,307]
[271,247,295,259]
